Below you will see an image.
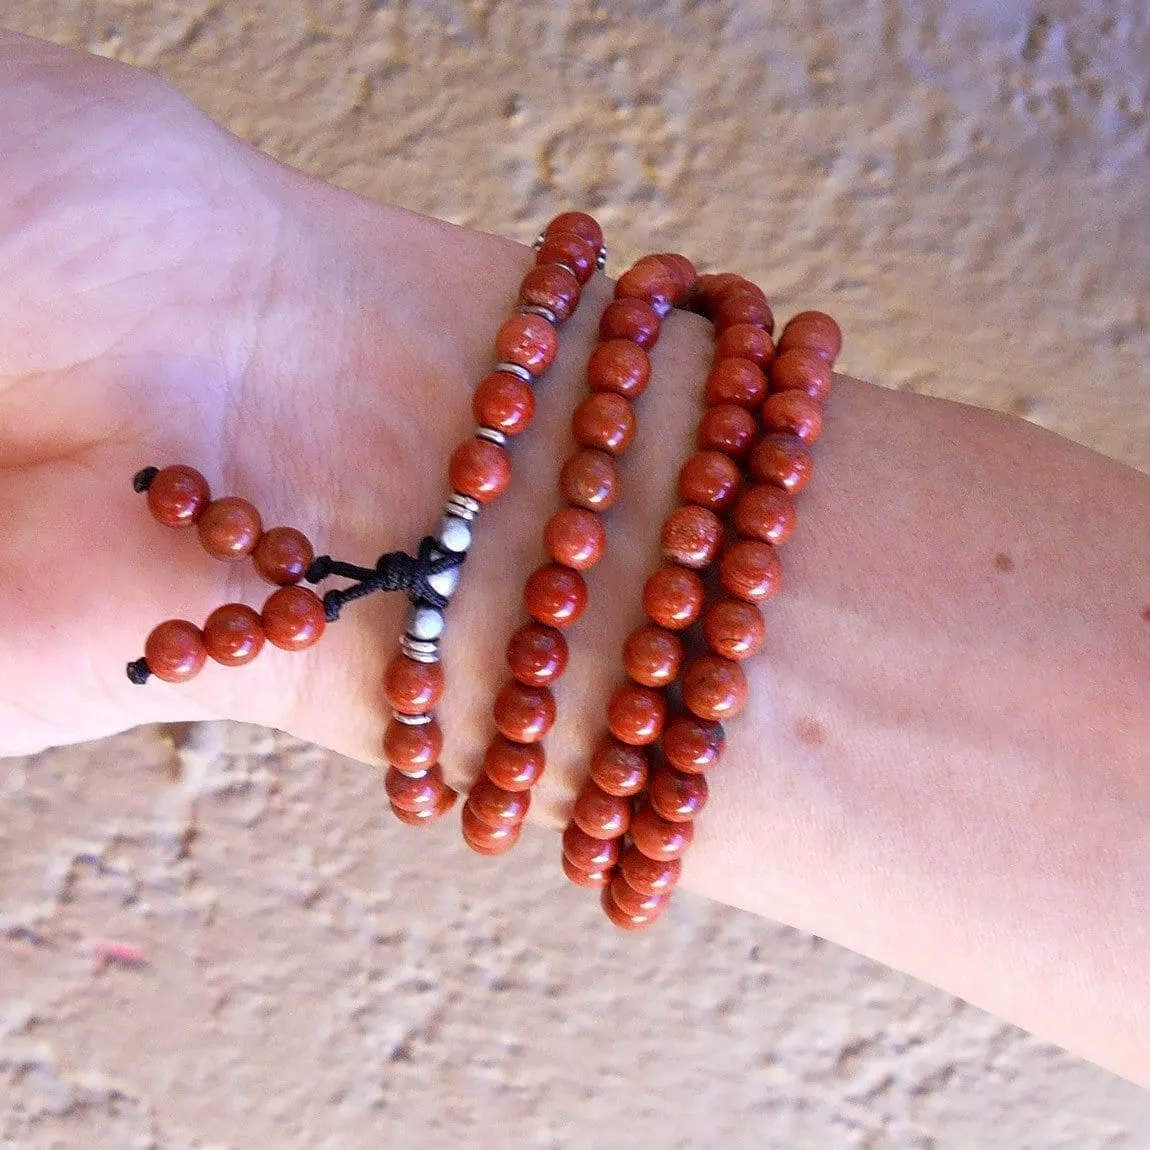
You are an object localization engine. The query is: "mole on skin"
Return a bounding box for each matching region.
[795,716,825,746]
[994,552,1014,573]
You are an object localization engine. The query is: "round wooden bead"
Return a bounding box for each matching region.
[601,884,668,931]
[607,682,667,746]
[543,507,606,570]
[712,289,774,334]
[697,404,757,459]
[620,846,682,895]
[559,449,619,511]
[518,263,581,322]
[483,736,546,791]
[146,465,210,528]
[704,357,767,409]
[203,603,265,667]
[622,624,683,688]
[262,586,327,651]
[630,805,695,861]
[733,484,797,545]
[495,313,559,374]
[589,736,649,796]
[467,775,531,828]
[677,451,741,512]
[715,323,775,369]
[609,871,670,917]
[571,782,632,839]
[762,391,823,444]
[562,821,622,870]
[524,563,588,628]
[572,392,636,455]
[771,348,833,402]
[506,622,569,686]
[663,715,725,774]
[461,802,521,855]
[614,255,677,317]
[252,526,314,586]
[642,565,705,630]
[660,505,723,569]
[778,310,842,363]
[587,339,651,399]
[653,252,699,303]
[385,764,450,813]
[562,856,613,889]
[695,273,759,308]
[384,717,443,772]
[472,372,536,436]
[492,681,556,743]
[683,654,748,721]
[648,766,709,823]
[702,598,765,661]
[598,298,661,349]
[545,210,604,251]
[536,232,597,283]
[198,497,263,560]
[390,785,456,826]
[449,438,512,503]
[144,619,207,683]
[383,652,445,714]
[719,539,783,603]
[749,433,814,494]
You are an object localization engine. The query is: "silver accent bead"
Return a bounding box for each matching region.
[553,261,577,279]
[532,230,546,250]
[596,245,608,271]
[392,710,433,726]
[435,514,473,553]
[400,635,440,664]
[407,604,445,641]
[475,426,507,447]
[519,304,558,325]
[427,561,462,600]
[445,493,479,521]
[392,763,432,779]
[494,361,533,384]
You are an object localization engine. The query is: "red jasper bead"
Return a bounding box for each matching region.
[712,289,774,334]
[146,465,210,528]
[660,505,723,569]
[483,736,546,791]
[449,438,512,503]
[648,766,710,823]
[518,263,581,322]
[614,255,677,317]
[749,433,814,494]
[472,372,536,436]
[571,781,632,839]
[762,390,823,444]
[715,322,775,369]
[252,526,314,586]
[543,506,606,570]
[383,652,445,715]
[601,884,668,931]
[586,339,651,399]
[622,624,683,688]
[695,273,758,308]
[620,846,682,895]
[598,298,661,349]
[544,210,604,251]
[562,822,622,870]
[702,598,765,661]
[677,450,741,512]
[607,682,667,746]
[629,805,695,861]
[663,715,725,774]
[144,619,207,683]
[261,586,326,651]
[467,775,531,828]
[642,565,705,630]
[609,871,670,918]
[559,449,619,511]
[198,497,262,560]
[697,404,757,459]
[654,252,699,303]
[506,622,569,686]
[778,310,842,363]
[492,680,556,742]
[495,313,559,374]
[733,484,797,545]
[536,232,597,284]
[391,786,456,826]
[704,358,768,408]
[385,764,450,814]
[683,654,748,721]
[589,736,649,796]
[461,802,521,855]
[524,563,588,628]
[771,348,833,402]
[384,717,443,772]
[572,392,636,455]
[562,856,613,889]
[203,603,265,667]
[719,539,783,603]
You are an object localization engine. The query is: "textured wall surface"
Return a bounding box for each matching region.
[2,2,1148,1147]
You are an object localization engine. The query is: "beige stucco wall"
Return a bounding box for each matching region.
[2,2,1148,1146]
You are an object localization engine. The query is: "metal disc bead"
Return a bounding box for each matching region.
[519,304,558,325]
[400,634,440,663]
[407,604,445,641]
[445,494,479,522]
[596,246,608,270]
[436,515,473,554]
[475,427,508,447]
[533,230,546,250]
[494,362,533,384]
[393,710,433,726]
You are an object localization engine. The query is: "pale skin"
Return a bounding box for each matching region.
[1,30,1147,1086]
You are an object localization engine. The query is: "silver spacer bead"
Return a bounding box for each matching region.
[494,361,533,384]
[392,710,433,726]
[406,604,445,641]
[427,560,462,600]
[596,245,608,271]
[475,426,508,448]
[553,261,577,279]
[392,763,432,779]
[519,304,558,325]
[436,513,473,553]
[532,230,546,250]
[400,634,440,664]
[445,492,480,521]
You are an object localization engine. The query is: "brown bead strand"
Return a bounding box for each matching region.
[386,212,606,837]
[468,250,692,861]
